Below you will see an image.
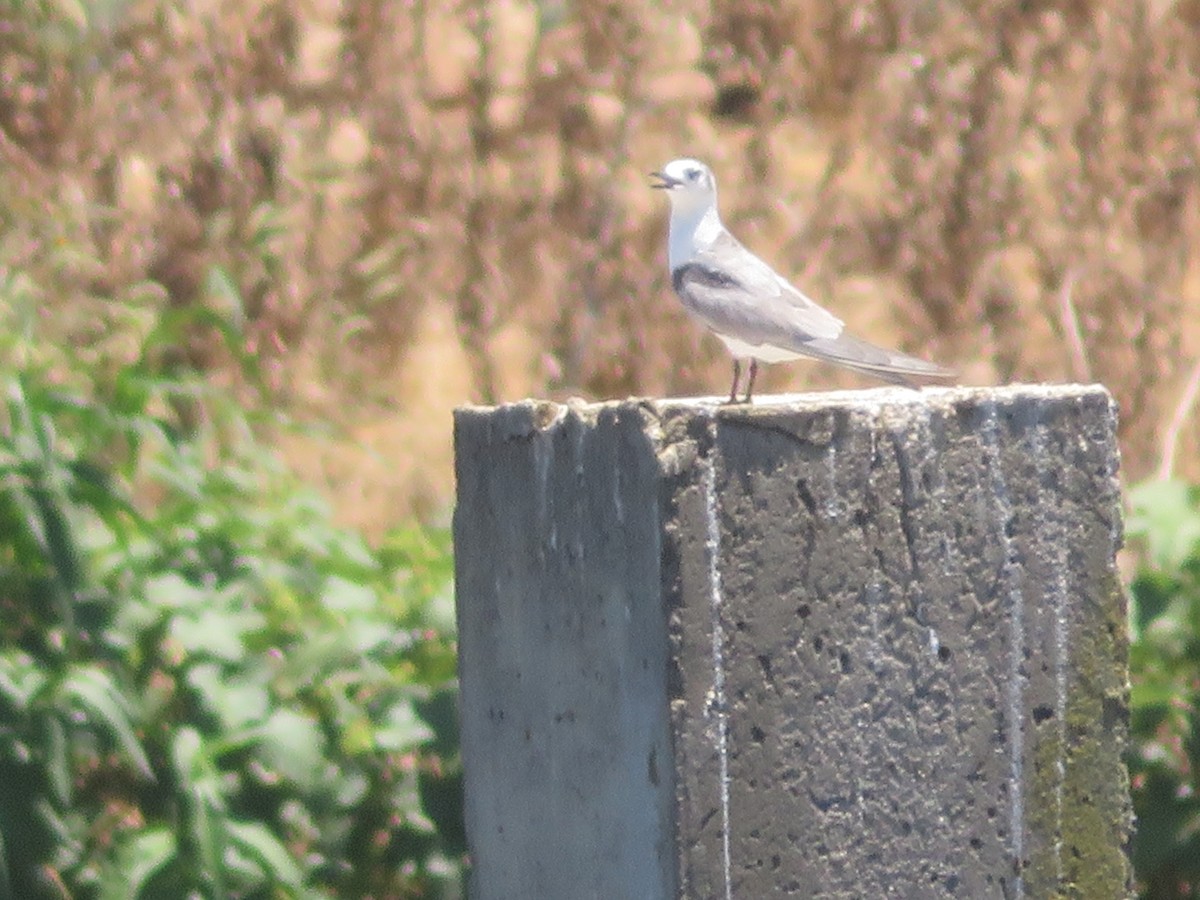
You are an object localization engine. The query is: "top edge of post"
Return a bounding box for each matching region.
[454,383,1115,423]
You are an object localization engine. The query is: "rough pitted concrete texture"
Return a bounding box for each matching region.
[454,385,1132,900]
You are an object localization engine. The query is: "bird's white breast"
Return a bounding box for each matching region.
[668,204,723,270]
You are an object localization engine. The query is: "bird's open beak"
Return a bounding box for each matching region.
[649,171,679,190]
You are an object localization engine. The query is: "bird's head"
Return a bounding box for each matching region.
[650,158,717,213]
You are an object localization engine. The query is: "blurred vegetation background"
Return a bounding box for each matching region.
[3,0,1199,529]
[1,0,1199,896]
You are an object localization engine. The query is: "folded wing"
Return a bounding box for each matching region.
[672,231,953,384]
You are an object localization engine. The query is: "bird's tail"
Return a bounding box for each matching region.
[801,332,955,387]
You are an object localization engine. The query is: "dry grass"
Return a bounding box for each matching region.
[2,0,1199,531]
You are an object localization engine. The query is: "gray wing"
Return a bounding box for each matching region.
[673,231,953,383]
[672,230,845,343]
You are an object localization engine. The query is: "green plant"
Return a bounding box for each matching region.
[1127,479,1200,899]
[0,301,462,898]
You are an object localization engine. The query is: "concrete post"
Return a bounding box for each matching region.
[453,385,1132,900]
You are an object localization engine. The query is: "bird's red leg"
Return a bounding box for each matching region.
[726,360,741,404]
[743,359,758,403]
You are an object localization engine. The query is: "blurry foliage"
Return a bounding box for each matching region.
[0,286,462,896]
[1128,480,1200,899]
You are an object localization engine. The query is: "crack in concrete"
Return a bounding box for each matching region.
[980,401,1027,899]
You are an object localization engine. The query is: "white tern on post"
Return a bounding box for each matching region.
[651,158,954,402]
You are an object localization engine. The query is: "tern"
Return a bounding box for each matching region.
[651,158,954,402]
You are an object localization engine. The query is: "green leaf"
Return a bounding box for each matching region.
[171,729,228,896]
[203,265,245,335]
[142,573,207,610]
[30,481,83,593]
[342,619,394,656]
[322,575,377,614]
[0,651,47,710]
[169,727,203,788]
[223,820,304,888]
[1129,479,1200,571]
[186,664,270,732]
[43,713,71,806]
[376,700,434,753]
[58,666,153,779]
[1131,677,1179,713]
[1130,570,1178,637]
[256,709,326,790]
[0,834,9,900]
[99,828,176,900]
[170,606,261,662]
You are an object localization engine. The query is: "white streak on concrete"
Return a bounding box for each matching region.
[534,435,552,560]
[1033,421,1069,887]
[1052,553,1069,887]
[614,461,625,524]
[701,443,734,900]
[866,576,882,671]
[823,442,842,519]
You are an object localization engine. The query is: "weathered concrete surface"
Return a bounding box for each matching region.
[454,385,1132,900]
[453,402,677,899]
